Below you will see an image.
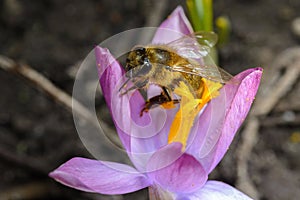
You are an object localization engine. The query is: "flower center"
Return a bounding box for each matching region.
[168,79,222,149]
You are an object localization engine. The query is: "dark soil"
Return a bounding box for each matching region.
[0,0,299,199]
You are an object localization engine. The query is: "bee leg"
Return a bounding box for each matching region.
[119,79,148,96]
[162,87,172,101]
[160,87,180,108]
[120,85,138,95]
[140,87,180,116]
[140,93,169,116]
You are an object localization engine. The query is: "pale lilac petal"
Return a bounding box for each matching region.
[109,79,176,165]
[128,85,178,171]
[152,6,193,44]
[49,157,150,195]
[187,68,262,173]
[95,46,131,151]
[176,180,253,200]
[96,46,151,169]
[129,120,175,172]
[147,143,208,193]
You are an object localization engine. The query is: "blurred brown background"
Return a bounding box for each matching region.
[0,0,300,199]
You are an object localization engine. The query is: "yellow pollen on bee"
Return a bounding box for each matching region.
[168,79,223,150]
[162,101,177,109]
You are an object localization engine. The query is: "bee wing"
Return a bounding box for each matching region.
[167,31,233,83]
[167,31,218,58]
[172,62,233,83]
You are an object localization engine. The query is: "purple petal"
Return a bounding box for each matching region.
[95,46,131,151]
[128,85,179,171]
[176,180,253,200]
[49,157,150,195]
[147,143,208,193]
[152,6,193,44]
[187,68,262,173]
[129,106,178,172]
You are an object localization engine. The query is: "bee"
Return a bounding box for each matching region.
[120,31,233,116]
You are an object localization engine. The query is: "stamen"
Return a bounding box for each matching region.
[168,79,222,150]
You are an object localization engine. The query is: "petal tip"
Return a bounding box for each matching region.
[152,6,193,43]
[95,46,110,60]
[173,5,184,14]
[252,67,263,76]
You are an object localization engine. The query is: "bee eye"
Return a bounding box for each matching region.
[134,47,146,55]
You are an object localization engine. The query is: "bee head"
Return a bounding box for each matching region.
[125,46,147,71]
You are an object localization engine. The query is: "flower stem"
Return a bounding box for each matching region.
[186,0,218,64]
[186,0,213,32]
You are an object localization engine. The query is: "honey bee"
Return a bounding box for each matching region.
[120,31,233,115]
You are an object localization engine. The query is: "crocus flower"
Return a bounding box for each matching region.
[50,6,262,200]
